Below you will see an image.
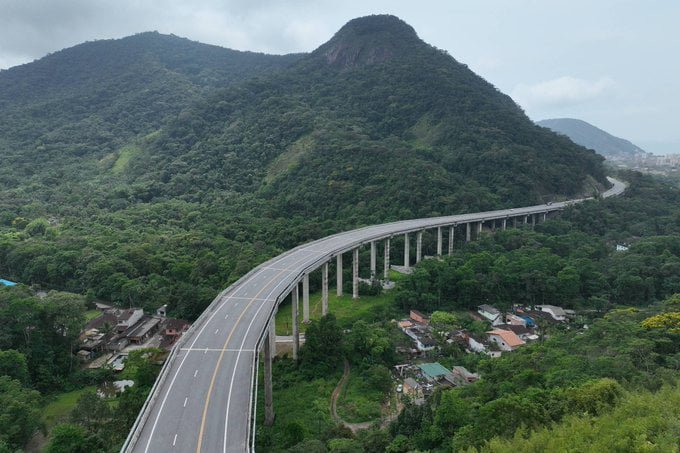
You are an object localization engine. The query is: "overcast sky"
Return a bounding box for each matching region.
[1,0,677,154]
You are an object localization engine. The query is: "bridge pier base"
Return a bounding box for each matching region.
[384,238,390,281]
[436,227,442,256]
[352,248,359,299]
[322,263,329,315]
[269,315,276,357]
[292,285,299,361]
[449,226,454,255]
[264,328,275,426]
[336,254,343,297]
[416,231,423,263]
[370,241,376,281]
[302,274,310,323]
[404,234,410,269]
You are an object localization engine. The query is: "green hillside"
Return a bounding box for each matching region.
[0,16,608,319]
[538,117,648,159]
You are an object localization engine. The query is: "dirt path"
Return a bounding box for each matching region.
[330,359,401,433]
[330,358,350,422]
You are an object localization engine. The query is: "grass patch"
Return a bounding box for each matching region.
[42,386,96,428]
[85,310,101,321]
[112,144,140,174]
[337,371,384,423]
[275,289,397,335]
[256,359,340,451]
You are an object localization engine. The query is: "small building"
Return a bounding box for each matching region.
[487,329,525,351]
[403,377,421,398]
[127,316,161,344]
[116,309,144,333]
[616,244,629,252]
[156,304,168,317]
[506,313,528,326]
[451,366,480,384]
[416,335,437,352]
[419,362,453,382]
[0,278,17,287]
[398,320,414,330]
[495,323,533,341]
[535,305,567,321]
[478,304,501,324]
[410,310,429,325]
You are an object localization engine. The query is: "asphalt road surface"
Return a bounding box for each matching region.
[124,177,624,453]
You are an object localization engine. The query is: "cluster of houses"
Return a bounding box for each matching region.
[450,303,573,356]
[398,303,573,360]
[396,361,480,404]
[78,303,189,370]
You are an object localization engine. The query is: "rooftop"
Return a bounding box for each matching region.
[419,362,452,379]
[478,304,500,315]
[0,278,17,286]
[488,329,525,348]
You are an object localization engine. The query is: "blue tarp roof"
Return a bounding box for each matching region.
[0,279,17,286]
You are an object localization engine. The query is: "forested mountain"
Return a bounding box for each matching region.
[538,118,647,159]
[0,15,608,320]
[0,32,301,188]
[132,15,607,220]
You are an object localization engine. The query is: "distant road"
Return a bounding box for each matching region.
[123,177,625,453]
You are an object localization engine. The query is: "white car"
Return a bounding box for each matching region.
[396,384,403,393]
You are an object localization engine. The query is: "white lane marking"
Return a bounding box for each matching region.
[194,370,198,378]
[223,269,294,452]
[234,302,239,307]
[224,314,229,319]
[183,397,188,407]
[214,329,220,335]
[142,266,272,453]
[172,434,177,447]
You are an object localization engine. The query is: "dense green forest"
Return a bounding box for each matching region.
[0,16,607,323]
[256,172,680,452]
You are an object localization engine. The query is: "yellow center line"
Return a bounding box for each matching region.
[194,262,300,453]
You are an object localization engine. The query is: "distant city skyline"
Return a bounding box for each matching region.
[1,0,677,154]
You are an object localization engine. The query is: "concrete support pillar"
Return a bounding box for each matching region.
[532,214,536,228]
[291,285,299,361]
[542,212,547,222]
[383,238,390,280]
[466,223,471,242]
[322,263,329,315]
[477,221,483,236]
[524,215,529,225]
[352,248,359,299]
[436,227,443,256]
[264,327,275,426]
[502,218,507,230]
[370,241,377,280]
[513,217,517,227]
[448,226,454,256]
[302,274,310,323]
[269,315,276,357]
[404,234,410,268]
[416,231,423,263]
[336,254,343,297]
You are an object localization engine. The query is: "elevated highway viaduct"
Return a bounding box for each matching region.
[123,177,625,452]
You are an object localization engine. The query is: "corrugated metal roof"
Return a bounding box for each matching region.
[418,362,451,379]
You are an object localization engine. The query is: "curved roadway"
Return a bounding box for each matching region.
[124,177,625,453]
